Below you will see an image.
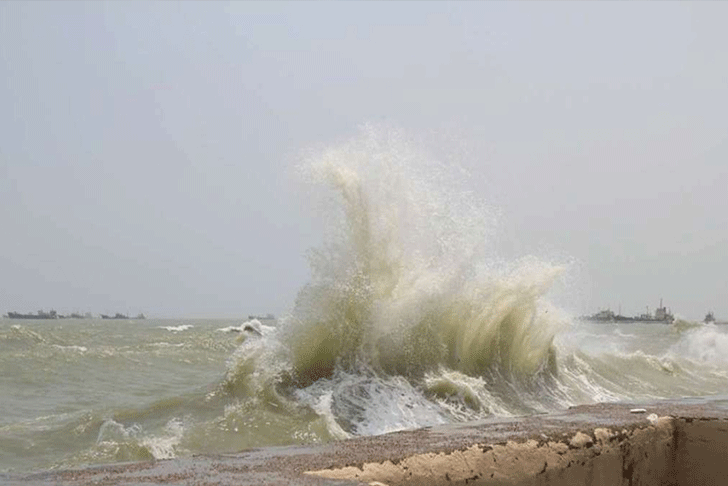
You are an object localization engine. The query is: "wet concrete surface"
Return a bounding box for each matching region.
[4,398,728,485]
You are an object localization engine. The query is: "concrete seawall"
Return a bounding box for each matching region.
[5,399,728,485]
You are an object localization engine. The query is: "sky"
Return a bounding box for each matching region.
[1,1,727,320]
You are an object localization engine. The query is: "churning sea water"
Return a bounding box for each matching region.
[3,127,727,474]
[3,316,728,474]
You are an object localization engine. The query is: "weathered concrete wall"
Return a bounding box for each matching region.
[670,419,728,486]
[307,417,677,485]
[308,416,728,486]
[524,418,676,486]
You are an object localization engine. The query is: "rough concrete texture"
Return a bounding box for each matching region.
[307,415,676,485]
[4,398,728,485]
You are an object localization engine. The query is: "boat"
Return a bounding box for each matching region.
[5,310,59,319]
[581,309,617,322]
[704,311,716,324]
[581,299,674,324]
[100,313,145,320]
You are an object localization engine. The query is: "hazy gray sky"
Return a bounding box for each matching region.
[1,2,726,319]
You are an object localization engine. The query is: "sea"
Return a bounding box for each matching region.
[3,127,728,475]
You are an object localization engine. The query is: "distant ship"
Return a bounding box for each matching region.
[247,313,275,321]
[5,310,60,319]
[581,299,675,324]
[101,313,146,320]
[704,311,716,324]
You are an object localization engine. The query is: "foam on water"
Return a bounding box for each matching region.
[60,417,190,465]
[159,325,194,332]
[52,344,88,353]
[670,324,728,369]
[553,322,728,405]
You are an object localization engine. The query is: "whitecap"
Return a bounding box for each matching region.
[158,325,193,332]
